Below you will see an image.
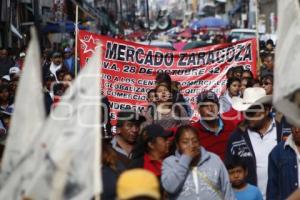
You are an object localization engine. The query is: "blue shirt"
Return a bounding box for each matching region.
[234,184,263,200]
[66,57,73,71]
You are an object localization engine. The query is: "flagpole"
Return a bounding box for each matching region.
[94,46,102,200]
[75,5,79,78]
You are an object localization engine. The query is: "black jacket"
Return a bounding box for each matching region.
[225,116,291,186]
[101,161,125,200]
[129,157,144,169]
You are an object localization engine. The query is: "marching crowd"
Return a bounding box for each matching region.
[0,37,299,200]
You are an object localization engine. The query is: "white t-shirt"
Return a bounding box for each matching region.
[248,119,277,200]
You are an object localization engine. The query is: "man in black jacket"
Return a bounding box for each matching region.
[225,87,291,199]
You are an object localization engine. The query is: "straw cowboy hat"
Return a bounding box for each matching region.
[232,87,272,111]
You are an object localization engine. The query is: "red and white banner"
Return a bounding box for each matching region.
[78,30,257,124]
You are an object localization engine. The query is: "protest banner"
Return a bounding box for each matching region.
[78,30,257,124]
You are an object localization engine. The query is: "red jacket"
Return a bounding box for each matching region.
[191,118,237,160]
[143,154,163,177]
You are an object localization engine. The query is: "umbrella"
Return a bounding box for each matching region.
[183,41,211,50]
[190,17,229,30]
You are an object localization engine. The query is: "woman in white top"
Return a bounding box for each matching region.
[219,77,241,114]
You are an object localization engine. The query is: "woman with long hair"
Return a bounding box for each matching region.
[130,124,172,199]
[130,124,172,175]
[161,125,235,200]
[145,83,189,130]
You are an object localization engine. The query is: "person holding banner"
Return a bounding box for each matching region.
[155,72,191,117]
[145,83,189,130]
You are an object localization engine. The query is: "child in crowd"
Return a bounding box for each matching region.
[226,159,263,200]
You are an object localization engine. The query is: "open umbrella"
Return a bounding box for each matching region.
[190,17,229,30]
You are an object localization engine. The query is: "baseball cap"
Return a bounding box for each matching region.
[9,67,20,75]
[19,52,26,58]
[117,169,160,200]
[1,75,10,81]
[196,90,219,105]
[143,124,173,139]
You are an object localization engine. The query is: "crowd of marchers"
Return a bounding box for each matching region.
[0,38,299,200]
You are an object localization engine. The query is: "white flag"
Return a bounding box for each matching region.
[0,27,46,185]
[0,43,102,200]
[274,0,300,126]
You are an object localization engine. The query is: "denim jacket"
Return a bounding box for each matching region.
[267,141,298,200]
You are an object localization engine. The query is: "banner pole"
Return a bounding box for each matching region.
[94,45,102,200]
[75,5,79,78]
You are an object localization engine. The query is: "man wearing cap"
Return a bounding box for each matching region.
[43,51,67,81]
[111,110,145,168]
[225,87,290,199]
[191,90,236,160]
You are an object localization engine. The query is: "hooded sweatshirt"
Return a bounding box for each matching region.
[161,147,235,200]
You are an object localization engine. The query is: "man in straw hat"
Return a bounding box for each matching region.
[225,87,290,199]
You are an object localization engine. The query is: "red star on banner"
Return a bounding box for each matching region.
[80,35,102,54]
